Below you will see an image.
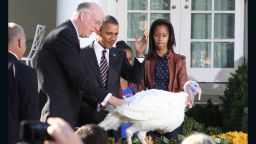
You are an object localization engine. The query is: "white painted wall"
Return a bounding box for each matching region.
[8,0,117,48]
[8,0,56,43]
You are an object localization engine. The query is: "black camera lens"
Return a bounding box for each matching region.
[20,120,54,143]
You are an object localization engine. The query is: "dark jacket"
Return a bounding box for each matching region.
[77,42,144,125]
[8,52,39,144]
[36,20,109,126]
[139,51,188,92]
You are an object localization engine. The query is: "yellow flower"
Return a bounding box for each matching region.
[212,131,248,144]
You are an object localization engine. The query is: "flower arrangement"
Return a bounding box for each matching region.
[211,131,248,144]
[108,131,247,144]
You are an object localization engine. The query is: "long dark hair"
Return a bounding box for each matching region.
[147,19,176,59]
[116,40,132,52]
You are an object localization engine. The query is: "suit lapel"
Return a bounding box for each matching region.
[66,20,80,51]
[84,44,104,86]
[107,48,118,88]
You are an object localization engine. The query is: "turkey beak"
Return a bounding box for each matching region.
[197,88,202,100]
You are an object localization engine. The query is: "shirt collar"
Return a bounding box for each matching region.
[8,51,19,59]
[94,40,109,54]
[94,41,109,65]
[70,19,79,39]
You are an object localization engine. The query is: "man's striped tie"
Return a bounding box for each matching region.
[100,49,108,87]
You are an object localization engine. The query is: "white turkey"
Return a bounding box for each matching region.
[99,80,202,144]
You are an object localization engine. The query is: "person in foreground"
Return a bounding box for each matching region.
[76,124,108,144]
[44,117,83,144]
[36,2,124,127]
[181,132,216,144]
[8,22,40,144]
[138,19,189,141]
[45,117,108,144]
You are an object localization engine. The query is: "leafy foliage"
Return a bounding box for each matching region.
[219,62,248,132]
[183,116,223,136]
[186,99,222,128]
[182,116,205,136]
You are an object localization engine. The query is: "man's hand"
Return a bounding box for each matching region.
[135,31,149,57]
[107,95,125,107]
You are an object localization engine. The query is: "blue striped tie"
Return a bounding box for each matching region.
[100,49,108,87]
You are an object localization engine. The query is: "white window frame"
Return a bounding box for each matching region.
[114,0,244,82]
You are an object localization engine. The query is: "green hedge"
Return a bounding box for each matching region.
[219,62,248,132]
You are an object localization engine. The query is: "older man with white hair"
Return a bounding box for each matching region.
[36,2,124,127]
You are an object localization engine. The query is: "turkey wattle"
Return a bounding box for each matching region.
[99,80,202,144]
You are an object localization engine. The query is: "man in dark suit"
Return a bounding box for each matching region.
[36,2,124,127]
[77,15,148,129]
[8,22,40,144]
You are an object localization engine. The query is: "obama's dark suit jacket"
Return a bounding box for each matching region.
[77,42,144,125]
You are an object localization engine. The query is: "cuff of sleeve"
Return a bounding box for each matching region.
[100,93,112,106]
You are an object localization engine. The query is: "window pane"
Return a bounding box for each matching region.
[191,42,211,68]
[215,0,235,10]
[127,13,147,39]
[214,14,234,39]
[128,0,147,10]
[150,0,170,10]
[191,14,211,39]
[214,42,234,68]
[150,13,170,24]
[192,0,212,10]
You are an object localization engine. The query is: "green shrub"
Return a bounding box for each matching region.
[182,116,205,136]
[219,62,248,132]
[183,116,223,136]
[185,99,222,128]
[205,126,223,135]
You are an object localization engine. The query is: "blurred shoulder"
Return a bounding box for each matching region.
[174,53,186,61]
[15,62,37,76]
[112,47,126,55]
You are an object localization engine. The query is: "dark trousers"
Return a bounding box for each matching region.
[146,123,183,143]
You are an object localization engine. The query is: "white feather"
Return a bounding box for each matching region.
[99,81,201,144]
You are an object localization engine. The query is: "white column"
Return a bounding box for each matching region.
[56,0,101,47]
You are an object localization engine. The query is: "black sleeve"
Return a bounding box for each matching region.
[52,30,108,102]
[19,67,40,120]
[120,51,144,84]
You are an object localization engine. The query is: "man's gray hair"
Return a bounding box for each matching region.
[8,22,25,43]
[76,2,94,13]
